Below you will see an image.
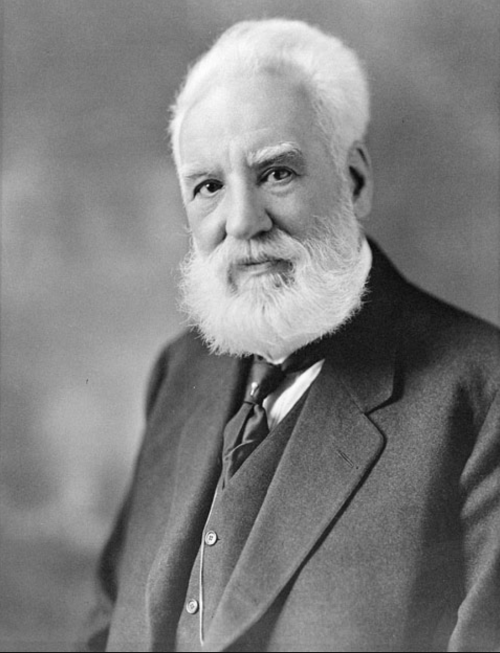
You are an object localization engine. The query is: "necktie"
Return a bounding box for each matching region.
[221,337,331,488]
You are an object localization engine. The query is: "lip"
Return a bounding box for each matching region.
[235,258,290,276]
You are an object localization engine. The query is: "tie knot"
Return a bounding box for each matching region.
[244,358,285,405]
[243,336,331,406]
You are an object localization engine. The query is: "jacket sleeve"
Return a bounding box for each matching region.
[76,347,170,652]
[448,388,500,652]
[76,492,133,652]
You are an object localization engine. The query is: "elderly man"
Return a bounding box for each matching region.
[83,19,500,652]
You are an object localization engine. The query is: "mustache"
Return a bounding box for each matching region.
[200,230,307,269]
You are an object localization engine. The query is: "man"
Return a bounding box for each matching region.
[83,19,500,652]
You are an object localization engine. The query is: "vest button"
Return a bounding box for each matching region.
[185,598,199,614]
[204,530,218,546]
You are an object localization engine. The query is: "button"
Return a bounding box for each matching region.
[204,530,218,546]
[185,598,199,614]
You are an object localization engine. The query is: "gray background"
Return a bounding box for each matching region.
[1,0,499,650]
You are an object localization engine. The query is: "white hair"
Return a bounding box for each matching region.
[169,18,370,168]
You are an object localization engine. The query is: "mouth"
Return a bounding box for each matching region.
[233,257,292,277]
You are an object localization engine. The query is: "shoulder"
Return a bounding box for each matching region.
[145,328,211,418]
[370,240,499,376]
[369,240,500,411]
[399,280,500,380]
[391,274,500,428]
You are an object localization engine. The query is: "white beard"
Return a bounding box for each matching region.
[179,196,368,361]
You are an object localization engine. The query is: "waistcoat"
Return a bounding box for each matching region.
[175,392,308,651]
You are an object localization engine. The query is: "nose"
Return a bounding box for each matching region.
[224,181,273,241]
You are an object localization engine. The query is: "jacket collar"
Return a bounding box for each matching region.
[322,238,404,413]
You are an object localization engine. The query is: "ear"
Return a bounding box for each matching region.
[346,141,373,220]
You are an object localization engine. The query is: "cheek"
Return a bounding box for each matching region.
[270,195,318,239]
[187,210,224,255]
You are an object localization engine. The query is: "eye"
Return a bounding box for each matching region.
[193,180,223,198]
[261,167,295,185]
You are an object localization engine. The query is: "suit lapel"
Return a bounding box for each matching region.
[204,243,405,651]
[204,367,386,651]
[146,347,250,649]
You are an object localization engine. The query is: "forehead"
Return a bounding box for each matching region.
[178,72,321,171]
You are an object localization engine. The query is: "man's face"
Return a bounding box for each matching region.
[178,71,345,290]
[176,70,368,360]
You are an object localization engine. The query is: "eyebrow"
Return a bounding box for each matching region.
[179,165,218,183]
[246,142,305,169]
[179,142,305,183]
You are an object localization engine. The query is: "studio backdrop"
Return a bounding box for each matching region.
[1,1,498,650]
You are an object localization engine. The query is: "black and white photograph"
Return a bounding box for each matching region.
[1,1,499,651]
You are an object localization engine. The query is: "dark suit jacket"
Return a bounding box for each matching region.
[83,243,500,652]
